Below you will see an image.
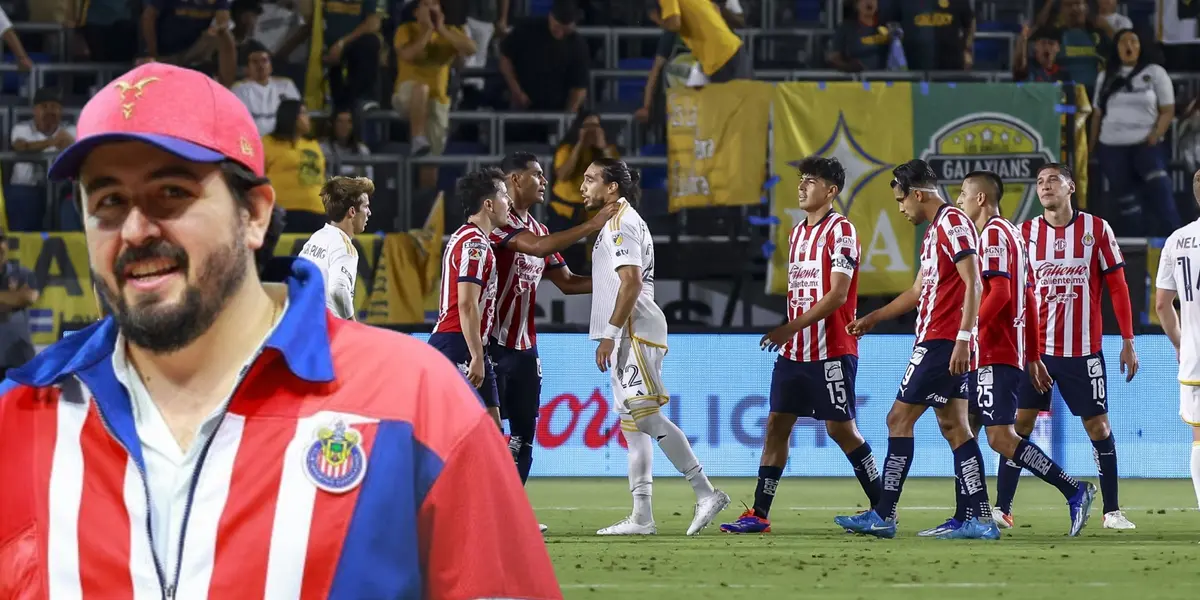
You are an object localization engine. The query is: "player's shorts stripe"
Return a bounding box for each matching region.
[629,406,661,421]
[175,413,246,595]
[631,334,666,350]
[47,390,88,599]
[620,417,639,432]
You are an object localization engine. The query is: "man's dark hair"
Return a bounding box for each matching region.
[593,158,641,207]
[550,0,581,24]
[321,176,375,222]
[965,170,1004,207]
[456,167,505,220]
[1038,162,1073,181]
[890,159,939,196]
[500,151,539,174]
[795,156,846,192]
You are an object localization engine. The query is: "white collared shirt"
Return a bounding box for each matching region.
[110,301,288,579]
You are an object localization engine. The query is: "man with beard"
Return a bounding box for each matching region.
[0,63,559,598]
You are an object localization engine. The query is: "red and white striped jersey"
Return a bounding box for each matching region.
[915,205,981,348]
[780,211,860,362]
[489,210,566,350]
[433,224,498,340]
[978,215,1028,369]
[1022,212,1124,357]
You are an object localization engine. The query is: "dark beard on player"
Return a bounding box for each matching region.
[95,225,249,355]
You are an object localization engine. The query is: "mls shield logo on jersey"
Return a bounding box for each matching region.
[304,420,368,494]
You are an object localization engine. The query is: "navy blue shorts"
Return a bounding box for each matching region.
[427,332,499,408]
[490,340,542,427]
[968,364,1023,426]
[896,340,969,408]
[769,355,858,421]
[1018,352,1108,418]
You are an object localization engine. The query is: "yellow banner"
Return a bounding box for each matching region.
[767,82,917,296]
[272,232,381,320]
[666,80,772,212]
[367,192,445,323]
[9,232,100,346]
[1068,83,1091,210]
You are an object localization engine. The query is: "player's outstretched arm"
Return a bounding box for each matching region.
[504,203,620,258]
[545,264,591,295]
[850,274,920,336]
[763,271,850,351]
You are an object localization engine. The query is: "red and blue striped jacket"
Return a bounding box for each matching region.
[0,258,561,600]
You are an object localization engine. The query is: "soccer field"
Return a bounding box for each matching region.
[529,477,1199,599]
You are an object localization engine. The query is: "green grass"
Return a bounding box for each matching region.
[528,477,1199,600]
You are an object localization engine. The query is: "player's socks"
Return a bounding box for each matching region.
[753,465,784,519]
[508,433,535,485]
[846,443,881,507]
[953,438,992,521]
[875,437,915,522]
[625,425,655,525]
[1091,434,1120,514]
[1013,438,1079,498]
[995,454,1022,515]
[641,412,717,499]
[953,475,969,521]
[1190,441,1200,510]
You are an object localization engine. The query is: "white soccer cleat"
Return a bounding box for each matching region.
[539,523,548,534]
[992,507,1014,529]
[686,489,732,536]
[597,517,656,536]
[1103,510,1136,530]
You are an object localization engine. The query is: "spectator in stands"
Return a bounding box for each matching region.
[320,109,375,180]
[8,88,75,231]
[232,0,264,57]
[394,0,475,188]
[1156,0,1200,73]
[233,40,301,135]
[263,99,328,233]
[828,0,892,73]
[1013,25,1070,82]
[884,0,975,71]
[252,1,308,81]
[141,0,238,87]
[64,0,138,63]
[0,228,38,380]
[1097,0,1132,33]
[549,110,619,232]
[1092,28,1180,237]
[0,4,33,71]
[499,0,589,124]
[1035,0,1112,90]
[650,0,751,87]
[317,0,387,111]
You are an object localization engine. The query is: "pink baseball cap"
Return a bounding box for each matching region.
[49,63,265,180]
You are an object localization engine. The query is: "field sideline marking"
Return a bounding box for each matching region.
[536,505,1198,511]
[561,582,1116,590]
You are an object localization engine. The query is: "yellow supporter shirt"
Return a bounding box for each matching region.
[660,0,742,76]
[263,135,326,214]
[393,23,464,104]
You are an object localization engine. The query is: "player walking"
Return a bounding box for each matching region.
[429,168,510,428]
[836,159,999,540]
[582,158,731,536]
[297,176,373,320]
[720,156,881,534]
[995,163,1139,530]
[1151,168,1200,511]
[917,170,1095,538]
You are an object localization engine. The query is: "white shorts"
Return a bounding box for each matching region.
[1182,384,1200,426]
[609,336,668,416]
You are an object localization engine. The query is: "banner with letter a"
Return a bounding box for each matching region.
[666,80,772,212]
[769,81,916,296]
[9,232,100,346]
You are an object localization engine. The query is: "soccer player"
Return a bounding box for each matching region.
[719,156,880,534]
[4,62,559,597]
[995,163,1139,530]
[919,170,1095,538]
[1152,168,1200,510]
[835,159,999,540]
[297,175,373,320]
[429,167,510,428]
[582,157,731,536]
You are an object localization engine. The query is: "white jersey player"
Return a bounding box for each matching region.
[581,158,730,536]
[1153,170,1200,509]
[297,176,373,320]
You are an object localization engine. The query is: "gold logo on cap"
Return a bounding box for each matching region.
[113,77,160,119]
[240,136,254,157]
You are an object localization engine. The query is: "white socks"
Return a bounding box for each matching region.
[633,408,715,500]
[625,423,655,525]
[1191,441,1200,511]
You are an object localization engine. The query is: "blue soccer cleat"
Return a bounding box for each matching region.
[835,509,896,539]
[917,517,962,537]
[1067,481,1097,537]
[720,509,771,534]
[935,517,1001,540]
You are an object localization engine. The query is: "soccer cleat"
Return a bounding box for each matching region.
[719,509,771,534]
[597,517,656,536]
[917,518,962,537]
[935,517,1001,540]
[539,523,548,534]
[835,509,896,539]
[1067,482,1096,537]
[687,489,731,535]
[991,506,1014,529]
[1102,510,1136,530]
